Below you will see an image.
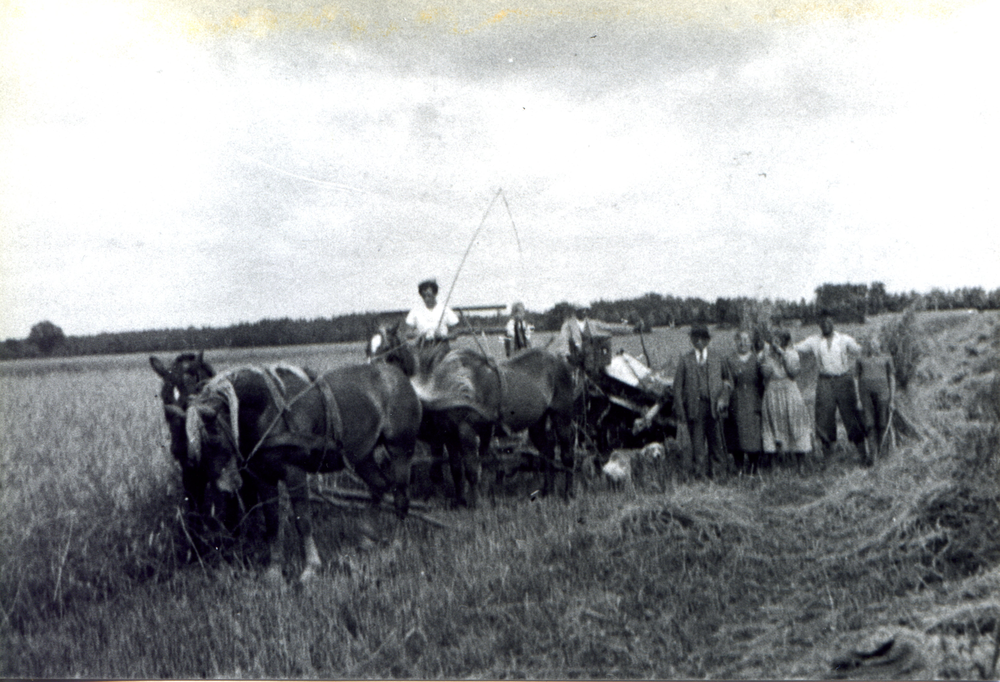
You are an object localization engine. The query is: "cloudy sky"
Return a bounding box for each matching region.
[1,0,997,338]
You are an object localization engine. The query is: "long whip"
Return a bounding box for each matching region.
[437,188,503,329]
[437,188,524,332]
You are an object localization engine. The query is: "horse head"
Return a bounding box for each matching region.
[150,351,215,410]
[151,351,216,462]
[366,321,418,377]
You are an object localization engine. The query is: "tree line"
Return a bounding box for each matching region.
[4,282,999,360]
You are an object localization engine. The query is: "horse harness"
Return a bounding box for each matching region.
[245,365,344,467]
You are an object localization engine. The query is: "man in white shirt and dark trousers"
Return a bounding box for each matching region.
[794,310,865,466]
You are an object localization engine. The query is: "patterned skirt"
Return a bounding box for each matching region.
[761,378,812,453]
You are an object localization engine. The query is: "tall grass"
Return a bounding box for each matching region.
[0,365,184,634]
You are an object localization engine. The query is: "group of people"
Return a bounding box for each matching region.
[673,312,895,480]
[404,280,896,481]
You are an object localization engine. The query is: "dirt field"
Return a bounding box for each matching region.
[1,310,997,679]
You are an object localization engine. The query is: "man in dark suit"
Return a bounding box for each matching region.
[673,325,733,480]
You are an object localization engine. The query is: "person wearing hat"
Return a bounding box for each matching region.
[672,324,734,480]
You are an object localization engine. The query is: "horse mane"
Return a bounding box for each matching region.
[186,373,240,462]
[411,349,495,417]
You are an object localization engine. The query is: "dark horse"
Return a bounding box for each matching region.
[369,326,577,506]
[150,352,235,534]
[154,357,422,582]
[150,351,215,413]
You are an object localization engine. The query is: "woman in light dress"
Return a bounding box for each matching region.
[760,329,812,472]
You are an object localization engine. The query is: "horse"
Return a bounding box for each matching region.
[368,324,577,506]
[151,351,216,462]
[150,352,243,541]
[172,360,422,582]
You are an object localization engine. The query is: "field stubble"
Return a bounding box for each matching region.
[1,312,999,679]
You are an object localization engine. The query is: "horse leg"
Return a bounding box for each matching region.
[284,465,322,583]
[382,440,414,519]
[460,421,490,508]
[429,439,447,490]
[553,414,576,499]
[231,473,262,562]
[257,480,284,584]
[443,427,467,507]
[529,420,555,497]
[444,423,479,508]
[475,422,493,500]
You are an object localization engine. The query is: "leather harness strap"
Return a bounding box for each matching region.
[244,366,343,463]
[315,374,343,450]
[485,355,507,423]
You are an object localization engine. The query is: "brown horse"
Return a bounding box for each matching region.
[167,360,422,582]
[150,352,216,458]
[370,325,577,506]
[150,352,244,547]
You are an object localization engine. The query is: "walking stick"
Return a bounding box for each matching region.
[880,391,896,455]
[852,372,871,464]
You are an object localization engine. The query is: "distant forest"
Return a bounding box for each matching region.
[4,282,999,361]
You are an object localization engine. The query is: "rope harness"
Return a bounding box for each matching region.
[204,365,343,469]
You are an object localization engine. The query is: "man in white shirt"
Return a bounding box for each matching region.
[404,279,461,375]
[794,311,865,461]
[553,309,585,361]
[405,279,460,342]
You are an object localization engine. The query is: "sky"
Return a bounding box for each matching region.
[1,0,997,338]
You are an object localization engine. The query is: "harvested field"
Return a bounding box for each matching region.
[1,311,998,679]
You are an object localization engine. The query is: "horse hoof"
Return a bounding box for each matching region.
[299,565,320,583]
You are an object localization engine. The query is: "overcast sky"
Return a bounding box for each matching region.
[1,0,997,338]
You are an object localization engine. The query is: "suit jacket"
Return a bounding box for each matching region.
[673,349,733,423]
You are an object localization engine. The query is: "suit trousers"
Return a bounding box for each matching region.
[685,397,730,479]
